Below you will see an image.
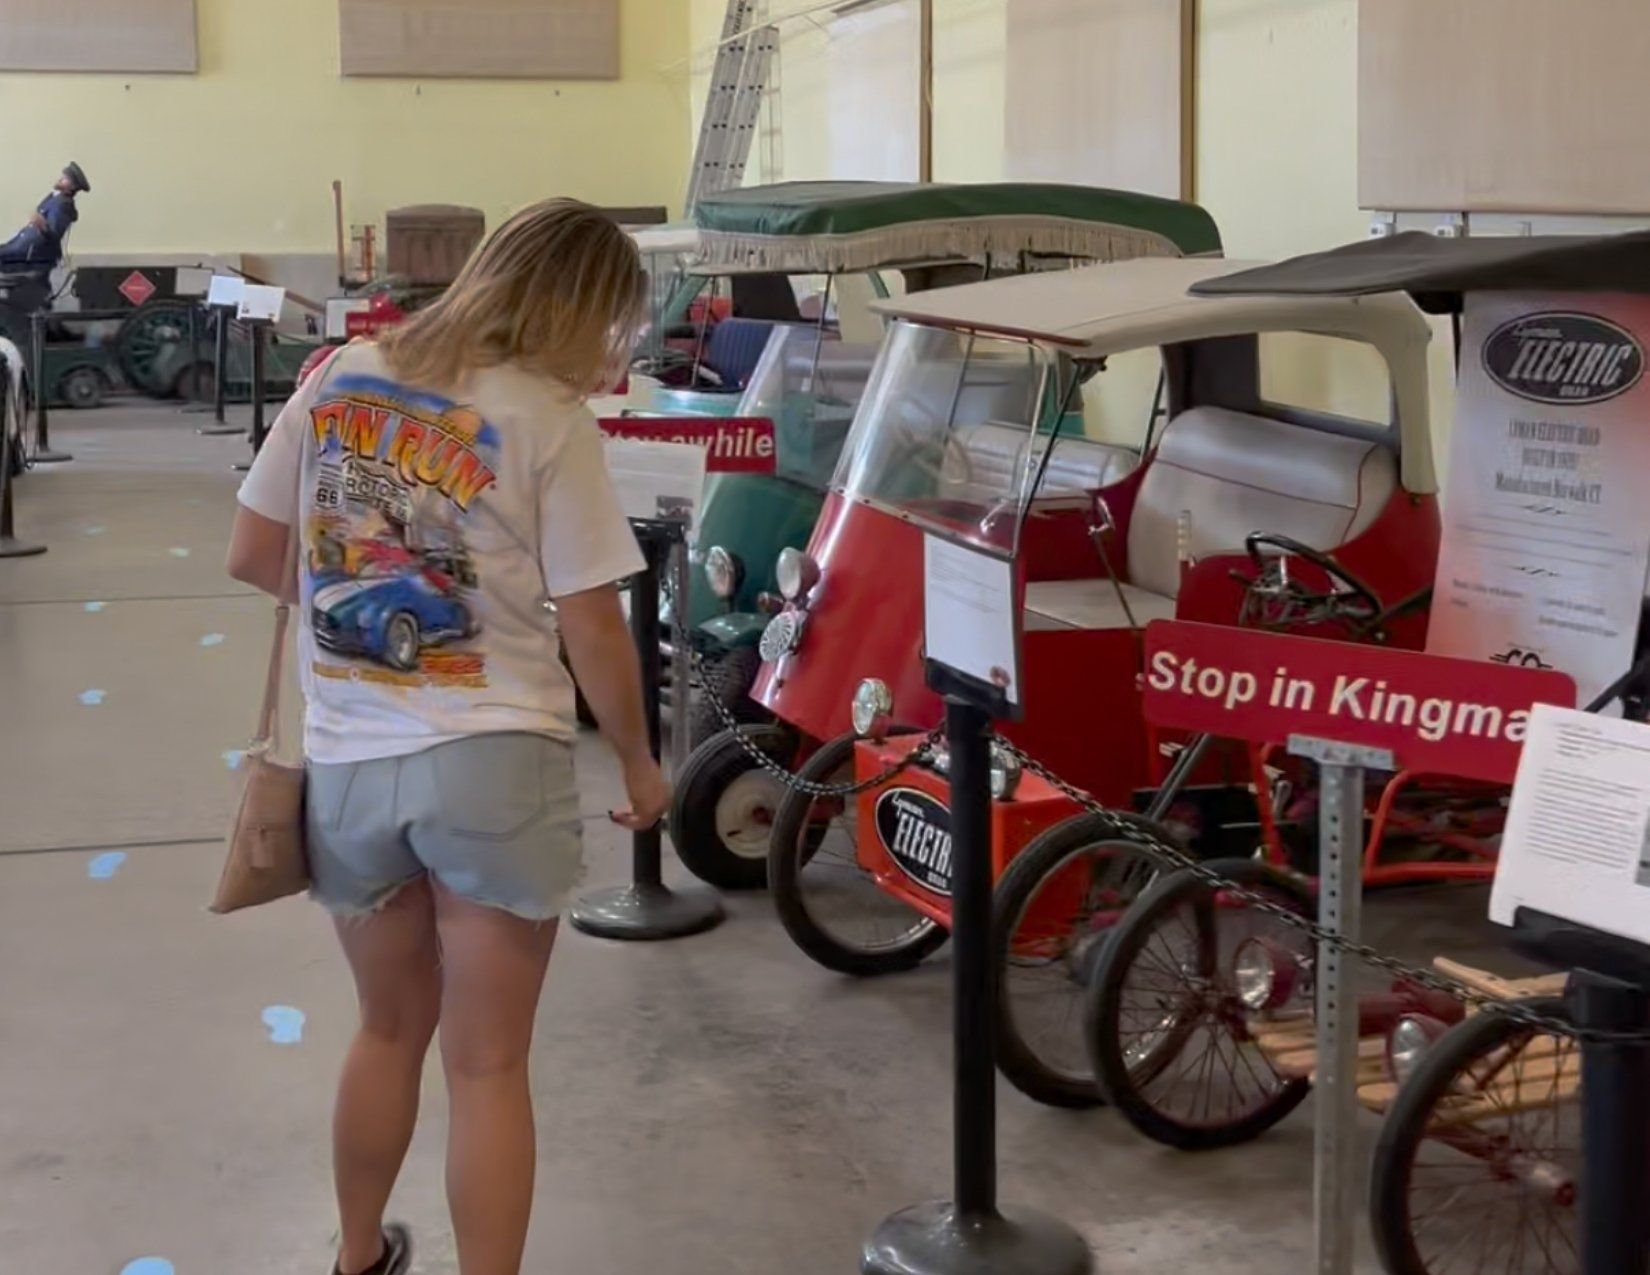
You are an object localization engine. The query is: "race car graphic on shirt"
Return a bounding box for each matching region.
[303,373,500,688]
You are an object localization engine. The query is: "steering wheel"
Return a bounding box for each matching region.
[1240,532,1382,633]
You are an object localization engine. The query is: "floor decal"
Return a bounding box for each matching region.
[120,1260,174,1275]
[78,689,106,706]
[199,633,226,648]
[83,601,106,613]
[262,1006,306,1045]
[87,851,127,881]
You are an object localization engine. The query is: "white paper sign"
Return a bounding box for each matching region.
[602,438,708,527]
[924,535,1020,704]
[174,266,214,299]
[325,297,370,340]
[237,284,286,322]
[206,275,245,308]
[1491,703,1650,945]
[1429,293,1650,706]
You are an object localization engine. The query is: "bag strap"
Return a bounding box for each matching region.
[252,347,347,757]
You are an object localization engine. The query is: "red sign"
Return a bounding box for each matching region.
[597,415,776,474]
[118,270,157,307]
[1142,620,1576,784]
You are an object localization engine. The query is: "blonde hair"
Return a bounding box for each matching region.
[379,198,644,396]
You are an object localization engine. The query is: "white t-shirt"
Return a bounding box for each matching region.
[237,341,642,765]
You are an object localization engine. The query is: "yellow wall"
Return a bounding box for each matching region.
[0,0,692,256]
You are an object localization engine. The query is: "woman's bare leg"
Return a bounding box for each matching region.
[332,878,442,1274]
[432,879,558,1275]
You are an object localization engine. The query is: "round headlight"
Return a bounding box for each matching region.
[1387,1014,1447,1085]
[989,743,1023,801]
[776,547,820,602]
[704,546,742,600]
[1233,937,1295,1011]
[851,678,894,739]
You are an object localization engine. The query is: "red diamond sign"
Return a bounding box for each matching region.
[118,270,157,307]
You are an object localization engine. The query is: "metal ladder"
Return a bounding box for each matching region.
[685,0,779,210]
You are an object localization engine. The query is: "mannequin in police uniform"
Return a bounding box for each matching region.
[0,162,90,279]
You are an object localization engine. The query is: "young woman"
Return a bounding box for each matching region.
[228,199,669,1275]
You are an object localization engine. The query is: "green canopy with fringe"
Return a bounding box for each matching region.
[690,181,1222,275]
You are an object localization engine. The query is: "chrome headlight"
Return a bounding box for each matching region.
[924,741,1023,801]
[758,609,807,662]
[1387,1014,1447,1085]
[776,547,820,601]
[1233,937,1296,1011]
[851,678,894,739]
[704,546,743,600]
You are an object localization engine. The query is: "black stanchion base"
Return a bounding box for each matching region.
[863,1203,1092,1275]
[569,881,724,941]
[0,536,47,558]
[197,422,245,436]
[31,449,72,464]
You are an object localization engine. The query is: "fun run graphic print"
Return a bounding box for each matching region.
[305,374,497,689]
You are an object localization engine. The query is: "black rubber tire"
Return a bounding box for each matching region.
[1086,856,1314,1150]
[668,724,796,891]
[991,812,1172,1109]
[1370,998,1575,1275]
[59,367,104,410]
[769,732,948,977]
[383,613,421,672]
[688,645,768,746]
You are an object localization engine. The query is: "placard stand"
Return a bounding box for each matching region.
[198,306,241,435]
[27,313,71,464]
[863,648,1089,1275]
[0,360,45,558]
[569,519,725,942]
[1510,908,1650,1275]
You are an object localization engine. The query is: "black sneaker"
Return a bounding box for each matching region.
[334,1222,412,1275]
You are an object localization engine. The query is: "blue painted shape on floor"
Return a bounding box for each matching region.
[87,851,127,880]
[79,689,106,706]
[199,633,226,648]
[223,749,246,771]
[262,1006,305,1045]
[168,547,190,558]
[83,525,106,537]
[83,601,107,613]
[121,1260,174,1275]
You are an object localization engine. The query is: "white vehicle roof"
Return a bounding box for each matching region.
[869,256,1437,492]
[629,224,698,256]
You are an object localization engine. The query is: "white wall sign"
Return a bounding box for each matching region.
[236,285,286,322]
[1427,292,1650,706]
[1491,704,1650,945]
[924,534,1021,705]
[206,275,246,308]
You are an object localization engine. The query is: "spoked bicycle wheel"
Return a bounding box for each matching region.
[990,813,1168,1108]
[769,732,948,977]
[1086,857,1315,1150]
[1371,999,1580,1275]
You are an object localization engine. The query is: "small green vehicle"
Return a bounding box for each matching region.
[660,180,1227,753]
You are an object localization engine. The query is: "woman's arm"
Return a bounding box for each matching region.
[556,582,670,830]
[227,506,297,602]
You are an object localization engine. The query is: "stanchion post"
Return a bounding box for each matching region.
[669,538,692,778]
[249,320,268,451]
[1571,970,1650,1275]
[213,307,231,425]
[569,520,725,941]
[864,685,1090,1275]
[1288,736,1385,1275]
[29,311,70,464]
[0,359,47,558]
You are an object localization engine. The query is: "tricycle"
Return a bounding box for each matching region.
[670,180,1226,889]
[748,254,1442,1109]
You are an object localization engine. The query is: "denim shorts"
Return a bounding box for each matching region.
[306,732,583,922]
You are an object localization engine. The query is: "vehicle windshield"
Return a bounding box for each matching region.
[737,326,881,489]
[832,321,1060,553]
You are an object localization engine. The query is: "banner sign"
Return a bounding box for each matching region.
[596,416,776,475]
[1142,620,1575,784]
[1427,293,1650,706]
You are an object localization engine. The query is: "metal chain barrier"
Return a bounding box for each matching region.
[684,645,1648,1043]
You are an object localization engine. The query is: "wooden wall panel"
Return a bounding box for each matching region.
[1003,0,1190,200]
[339,0,619,80]
[827,0,922,181]
[1360,0,1650,214]
[0,0,197,73]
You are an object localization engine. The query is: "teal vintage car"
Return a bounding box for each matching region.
[667,181,1226,756]
[660,181,1225,890]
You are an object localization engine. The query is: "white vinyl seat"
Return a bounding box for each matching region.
[1024,406,1397,631]
[951,422,1139,503]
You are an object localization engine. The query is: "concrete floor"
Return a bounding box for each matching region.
[0,404,1527,1274]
